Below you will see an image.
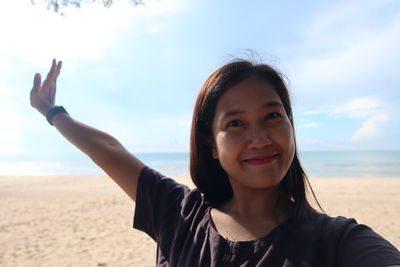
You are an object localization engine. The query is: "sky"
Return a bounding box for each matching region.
[0,0,399,174]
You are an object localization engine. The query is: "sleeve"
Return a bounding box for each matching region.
[133,166,192,242]
[337,221,400,267]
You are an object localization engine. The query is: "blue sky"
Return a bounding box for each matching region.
[0,0,399,170]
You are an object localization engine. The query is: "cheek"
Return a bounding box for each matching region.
[279,124,295,159]
[214,133,243,157]
[282,125,294,144]
[271,121,294,145]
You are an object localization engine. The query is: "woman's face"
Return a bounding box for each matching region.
[211,77,295,190]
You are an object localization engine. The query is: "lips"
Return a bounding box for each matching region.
[243,154,279,165]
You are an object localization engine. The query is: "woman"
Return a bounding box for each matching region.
[31,59,400,266]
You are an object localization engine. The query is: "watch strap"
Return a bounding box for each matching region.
[46,106,68,126]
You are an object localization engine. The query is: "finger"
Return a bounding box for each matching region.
[51,81,56,104]
[55,61,62,78]
[45,59,57,81]
[51,61,62,103]
[32,73,42,93]
[42,59,56,90]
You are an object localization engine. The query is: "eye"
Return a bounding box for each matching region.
[227,120,243,127]
[265,112,282,120]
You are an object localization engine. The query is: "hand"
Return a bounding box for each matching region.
[30,59,62,116]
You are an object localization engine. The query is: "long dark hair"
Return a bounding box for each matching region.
[190,60,321,220]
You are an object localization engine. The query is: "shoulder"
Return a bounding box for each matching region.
[138,166,192,196]
[134,166,208,241]
[309,211,357,236]
[137,165,207,211]
[285,210,356,238]
[283,210,357,252]
[300,211,386,247]
[302,211,400,266]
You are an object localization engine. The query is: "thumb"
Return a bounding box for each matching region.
[32,73,42,92]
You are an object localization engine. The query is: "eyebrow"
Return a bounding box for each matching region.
[220,101,284,120]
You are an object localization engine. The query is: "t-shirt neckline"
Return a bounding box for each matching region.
[206,205,288,246]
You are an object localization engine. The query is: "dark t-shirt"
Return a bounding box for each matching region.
[133,166,400,267]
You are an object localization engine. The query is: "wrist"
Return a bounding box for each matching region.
[46,106,69,126]
[37,104,55,117]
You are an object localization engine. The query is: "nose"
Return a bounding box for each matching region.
[247,123,271,149]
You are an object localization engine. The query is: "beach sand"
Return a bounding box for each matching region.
[0,175,399,266]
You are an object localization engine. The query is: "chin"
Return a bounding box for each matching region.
[236,171,284,189]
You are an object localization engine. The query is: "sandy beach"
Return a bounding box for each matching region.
[0,175,399,267]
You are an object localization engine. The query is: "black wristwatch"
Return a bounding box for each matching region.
[46,106,68,126]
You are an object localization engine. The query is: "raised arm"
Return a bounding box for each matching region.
[30,59,144,202]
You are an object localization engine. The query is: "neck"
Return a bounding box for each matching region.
[220,184,290,224]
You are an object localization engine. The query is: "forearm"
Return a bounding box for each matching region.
[31,60,143,201]
[51,112,126,165]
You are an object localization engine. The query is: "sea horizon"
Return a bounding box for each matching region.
[1,150,400,178]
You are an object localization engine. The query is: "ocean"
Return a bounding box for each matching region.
[1,151,399,177]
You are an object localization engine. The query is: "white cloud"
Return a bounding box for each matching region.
[0,2,121,68]
[305,96,385,119]
[0,0,185,69]
[0,103,26,155]
[0,80,56,156]
[336,98,384,118]
[297,138,338,151]
[146,24,166,33]
[304,0,399,44]
[290,0,400,97]
[287,0,400,150]
[0,83,18,98]
[303,96,394,146]
[98,113,191,152]
[296,122,319,130]
[0,53,10,69]
[0,0,187,157]
[351,114,390,142]
[0,84,26,155]
[135,0,185,16]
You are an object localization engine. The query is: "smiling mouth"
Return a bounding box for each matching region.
[243,154,279,165]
